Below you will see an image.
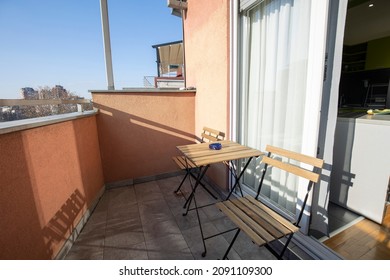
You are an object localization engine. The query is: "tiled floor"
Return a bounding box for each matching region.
[64,175,279,260]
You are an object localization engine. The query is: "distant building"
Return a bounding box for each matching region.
[150,40,185,89]
[52,85,68,99]
[20,87,38,99]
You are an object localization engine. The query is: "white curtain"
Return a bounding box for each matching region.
[239,0,312,214]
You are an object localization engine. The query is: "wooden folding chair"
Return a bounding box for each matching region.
[215,145,324,259]
[173,127,225,197]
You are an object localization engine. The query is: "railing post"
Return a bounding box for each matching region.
[100,0,115,90]
[77,103,83,113]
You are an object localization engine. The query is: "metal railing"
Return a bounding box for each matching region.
[0,98,90,108]
[0,98,93,122]
[143,76,155,88]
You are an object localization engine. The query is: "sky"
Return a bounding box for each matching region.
[0,0,183,99]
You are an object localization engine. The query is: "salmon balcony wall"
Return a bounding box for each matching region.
[184,0,231,189]
[0,115,105,259]
[91,90,196,185]
[184,0,230,134]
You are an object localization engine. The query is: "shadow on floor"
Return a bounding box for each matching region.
[65,175,302,260]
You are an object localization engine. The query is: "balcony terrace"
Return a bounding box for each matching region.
[0,89,304,260]
[0,89,388,260]
[63,175,282,260]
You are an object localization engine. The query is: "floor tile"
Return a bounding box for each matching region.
[142,218,182,240]
[135,181,165,203]
[229,232,277,260]
[145,233,193,260]
[104,228,145,249]
[103,242,148,260]
[65,244,104,260]
[107,185,137,209]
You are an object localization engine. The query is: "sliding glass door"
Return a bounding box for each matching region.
[236,0,329,230]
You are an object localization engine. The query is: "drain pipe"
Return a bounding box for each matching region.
[181,8,186,88]
[100,0,115,90]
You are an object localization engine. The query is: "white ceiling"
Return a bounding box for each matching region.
[344,0,390,45]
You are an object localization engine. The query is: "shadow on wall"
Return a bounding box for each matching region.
[309,118,356,239]
[0,116,104,259]
[330,119,357,206]
[92,92,196,184]
[310,162,333,238]
[42,190,85,257]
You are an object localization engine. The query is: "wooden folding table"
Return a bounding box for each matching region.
[176,140,263,257]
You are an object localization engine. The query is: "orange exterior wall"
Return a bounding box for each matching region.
[184,0,231,189]
[0,115,104,259]
[184,0,230,135]
[92,91,196,184]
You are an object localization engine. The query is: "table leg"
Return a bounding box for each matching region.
[183,165,209,215]
[225,157,254,200]
[182,165,210,257]
[226,160,244,197]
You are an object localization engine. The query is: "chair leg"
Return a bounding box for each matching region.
[177,169,218,200]
[225,163,240,200]
[174,170,190,194]
[278,233,294,260]
[227,161,244,197]
[225,158,253,200]
[188,171,218,200]
[222,228,241,260]
[183,190,194,211]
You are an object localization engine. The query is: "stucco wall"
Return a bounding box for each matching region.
[184,0,230,134]
[0,115,104,259]
[91,91,196,184]
[184,0,231,189]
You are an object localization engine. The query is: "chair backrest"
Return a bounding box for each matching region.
[256,145,324,224]
[262,145,324,183]
[200,127,225,143]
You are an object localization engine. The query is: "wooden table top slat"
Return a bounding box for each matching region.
[177,140,263,167]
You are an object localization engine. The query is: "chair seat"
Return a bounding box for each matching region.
[216,196,299,246]
[172,127,225,202]
[173,155,197,170]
